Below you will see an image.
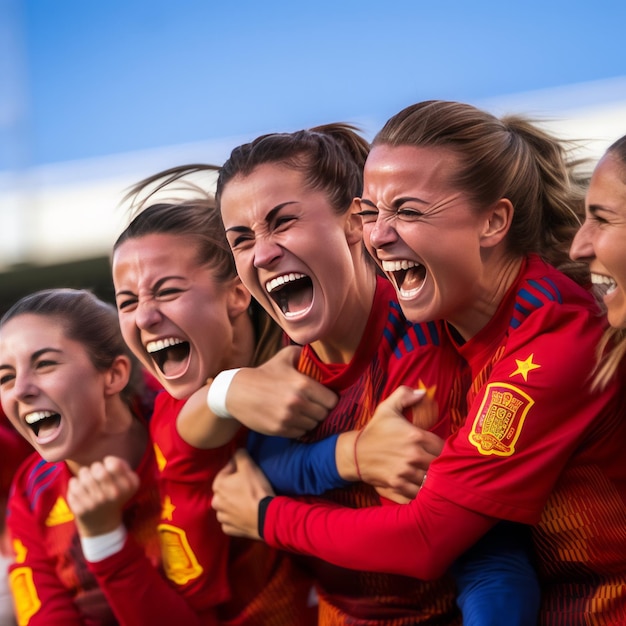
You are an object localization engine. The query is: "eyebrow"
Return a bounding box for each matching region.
[224,201,298,234]
[0,347,63,371]
[359,196,429,210]
[588,203,616,216]
[115,275,185,298]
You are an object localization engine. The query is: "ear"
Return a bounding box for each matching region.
[345,198,364,246]
[104,355,132,397]
[480,198,514,248]
[226,278,252,320]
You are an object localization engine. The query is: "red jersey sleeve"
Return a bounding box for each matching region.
[87,537,218,626]
[263,487,496,580]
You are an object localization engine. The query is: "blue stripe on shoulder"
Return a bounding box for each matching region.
[510,276,564,329]
[26,460,62,511]
[386,301,441,357]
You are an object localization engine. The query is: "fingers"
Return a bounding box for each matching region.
[67,456,139,512]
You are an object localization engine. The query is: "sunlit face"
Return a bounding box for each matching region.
[0,314,111,463]
[219,163,359,347]
[360,144,488,333]
[112,233,250,399]
[570,153,626,329]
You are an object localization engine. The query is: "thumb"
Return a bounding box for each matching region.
[232,448,253,470]
[377,386,426,418]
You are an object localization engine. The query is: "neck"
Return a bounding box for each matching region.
[226,310,257,369]
[448,254,523,342]
[311,261,378,364]
[66,399,147,475]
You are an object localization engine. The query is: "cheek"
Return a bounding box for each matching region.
[117,317,136,346]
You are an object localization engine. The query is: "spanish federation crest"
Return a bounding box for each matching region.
[469,383,534,456]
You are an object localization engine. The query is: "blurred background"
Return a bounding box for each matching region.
[1,0,625,312]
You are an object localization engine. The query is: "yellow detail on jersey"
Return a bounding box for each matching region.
[509,353,541,382]
[158,523,203,585]
[416,379,437,400]
[153,442,167,472]
[12,539,27,564]
[469,382,534,456]
[9,567,41,626]
[161,495,176,521]
[45,496,74,526]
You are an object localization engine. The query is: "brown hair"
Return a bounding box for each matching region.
[215,123,370,217]
[592,134,626,389]
[0,288,143,403]
[373,100,588,281]
[114,165,282,366]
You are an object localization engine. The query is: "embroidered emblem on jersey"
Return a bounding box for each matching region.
[9,567,41,626]
[153,442,167,472]
[12,539,27,564]
[45,496,74,526]
[509,353,541,382]
[158,523,204,585]
[161,495,176,521]
[469,383,534,456]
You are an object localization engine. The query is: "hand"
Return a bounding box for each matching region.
[226,345,338,437]
[212,449,275,539]
[67,456,139,537]
[337,387,445,503]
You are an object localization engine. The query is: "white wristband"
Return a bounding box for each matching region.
[207,368,242,419]
[80,525,127,562]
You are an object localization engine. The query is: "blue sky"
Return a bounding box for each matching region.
[2,0,625,169]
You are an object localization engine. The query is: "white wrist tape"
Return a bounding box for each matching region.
[207,368,242,419]
[81,525,127,562]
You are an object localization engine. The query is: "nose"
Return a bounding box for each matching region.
[12,371,38,402]
[253,238,283,269]
[366,213,398,250]
[135,298,163,329]
[569,220,594,262]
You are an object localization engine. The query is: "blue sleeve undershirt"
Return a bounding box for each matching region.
[247,432,351,496]
[451,520,541,626]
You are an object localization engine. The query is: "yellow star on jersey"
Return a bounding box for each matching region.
[162,495,176,521]
[510,353,541,382]
[416,379,437,400]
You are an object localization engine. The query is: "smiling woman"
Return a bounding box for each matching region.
[570,133,626,388]
[0,288,161,626]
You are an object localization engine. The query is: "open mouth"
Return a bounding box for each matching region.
[591,273,617,304]
[146,337,191,377]
[265,272,314,318]
[381,260,426,298]
[25,410,61,438]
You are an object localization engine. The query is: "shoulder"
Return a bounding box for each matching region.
[510,257,602,336]
[9,455,68,517]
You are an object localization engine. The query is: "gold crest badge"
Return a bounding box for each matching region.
[469,383,534,456]
[158,523,204,585]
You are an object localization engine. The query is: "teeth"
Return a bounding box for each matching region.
[265,273,306,293]
[146,337,184,353]
[591,273,616,288]
[25,410,55,425]
[381,260,420,272]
